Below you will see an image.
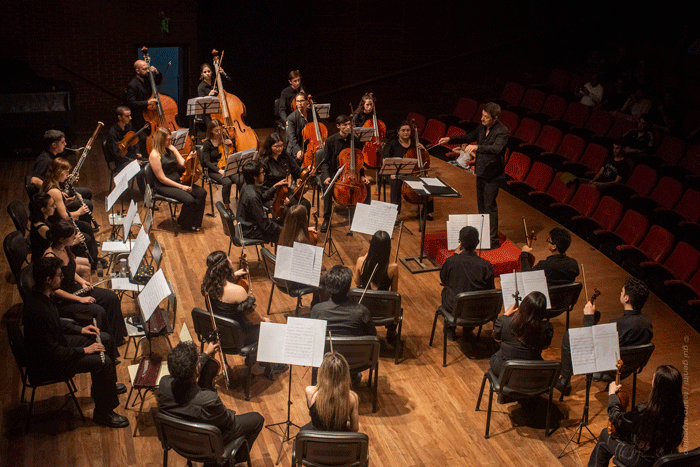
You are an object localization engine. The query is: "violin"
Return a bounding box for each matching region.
[333,119,367,206]
[210,50,258,152]
[180,136,201,186]
[293,164,316,201]
[522,216,537,267]
[401,120,432,205]
[141,47,192,156]
[361,93,385,170]
[607,359,630,438]
[118,123,150,156]
[302,97,327,168]
[217,127,234,170]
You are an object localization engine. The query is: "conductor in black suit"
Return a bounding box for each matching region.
[438,102,509,248]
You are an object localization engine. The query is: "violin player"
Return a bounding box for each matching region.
[124,59,161,156]
[104,106,146,193]
[260,133,311,215]
[236,159,284,244]
[201,119,238,212]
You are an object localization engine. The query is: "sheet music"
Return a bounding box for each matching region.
[137,269,171,323]
[128,228,151,274]
[446,214,490,250]
[171,129,189,151]
[179,322,193,343]
[322,165,346,198]
[350,200,398,236]
[569,323,620,375]
[224,148,257,178]
[256,318,327,367]
[101,239,135,253]
[274,242,323,287]
[116,159,141,186]
[500,270,551,310]
[420,177,445,187]
[110,277,142,291]
[403,180,429,195]
[143,209,153,234]
[186,96,219,116]
[106,177,129,212]
[122,200,138,241]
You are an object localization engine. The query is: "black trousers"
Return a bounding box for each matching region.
[208,172,244,206]
[477,176,500,245]
[588,428,654,467]
[155,184,208,229]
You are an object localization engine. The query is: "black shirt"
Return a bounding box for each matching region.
[262,152,303,191]
[520,253,580,285]
[319,132,365,182]
[236,183,280,239]
[105,122,141,166]
[440,250,495,313]
[310,299,376,337]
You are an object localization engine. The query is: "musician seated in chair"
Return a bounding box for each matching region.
[311,265,376,386]
[31,129,93,210]
[556,277,653,397]
[23,256,128,428]
[201,119,239,212]
[588,364,685,467]
[237,159,284,244]
[439,226,495,342]
[104,106,146,193]
[158,341,264,463]
[520,227,579,285]
[318,115,372,233]
[260,133,311,217]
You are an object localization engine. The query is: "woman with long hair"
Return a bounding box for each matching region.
[304,352,359,432]
[259,132,311,215]
[201,119,239,211]
[201,250,269,375]
[42,158,101,267]
[43,219,126,353]
[278,204,316,247]
[588,365,685,467]
[352,92,376,128]
[489,291,553,377]
[148,126,207,231]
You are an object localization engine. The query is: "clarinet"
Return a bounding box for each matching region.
[64,122,103,230]
[69,216,93,265]
[92,318,105,364]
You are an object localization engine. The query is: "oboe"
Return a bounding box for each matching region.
[92,318,105,364]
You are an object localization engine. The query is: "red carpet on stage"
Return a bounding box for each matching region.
[423,231,522,276]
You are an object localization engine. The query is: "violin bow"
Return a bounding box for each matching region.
[358,264,379,305]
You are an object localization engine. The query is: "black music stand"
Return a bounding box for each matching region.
[399,176,460,274]
[322,205,342,263]
[186,96,220,143]
[558,373,598,458]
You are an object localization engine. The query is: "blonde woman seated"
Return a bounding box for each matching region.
[304,352,359,432]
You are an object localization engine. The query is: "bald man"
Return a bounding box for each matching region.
[124,60,162,155]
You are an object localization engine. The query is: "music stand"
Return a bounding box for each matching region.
[378,157,417,203]
[558,374,597,458]
[186,96,220,142]
[399,176,460,274]
[322,205,342,262]
[224,148,257,179]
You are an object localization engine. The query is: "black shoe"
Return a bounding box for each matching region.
[445,327,457,342]
[426,213,434,221]
[116,383,127,395]
[93,410,129,428]
[97,257,109,268]
[320,218,330,233]
[555,377,571,396]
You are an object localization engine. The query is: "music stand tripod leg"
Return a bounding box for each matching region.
[558,374,598,458]
[265,365,301,465]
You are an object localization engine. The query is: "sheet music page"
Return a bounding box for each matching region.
[420,177,445,187]
[101,239,134,253]
[137,269,171,322]
[521,270,551,308]
[467,214,490,250]
[122,200,138,241]
[283,317,321,366]
[447,215,468,250]
[323,165,346,199]
[171,129,189,151]
[592,323,620,373]
[113,159,140,188]
[179,322,193,343]
[256,322,288,364]
[274,245,294,282]
[500,271,521,310]
[350,201,397,236]
[106,178,128,212]
[350,203,370,234]
[128,228,151,274]
[143,209,153,234]
[110,277,142,291]
[404,180,428,194]
[273,243,323,287]
[569,326,597,375]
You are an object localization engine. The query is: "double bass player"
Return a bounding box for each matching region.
[124,60,162,156]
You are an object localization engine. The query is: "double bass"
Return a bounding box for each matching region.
[210,50,258,152]
[333,119,367,206]
[141,47,192,156]
[401,120,432,205]
[361,93,385,169]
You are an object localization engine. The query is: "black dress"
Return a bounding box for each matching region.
[154,149,208,230]
[489,314,553,377]
[211,296,259,346]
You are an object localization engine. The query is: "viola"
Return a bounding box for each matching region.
[141,47,192,156]
[302,98,327,168]
[217,132,234,170]
[210,50,258,152]
[333,124,367,206]
[607,359,630,438]
[401,120,432,205]
[293,164,316,201]
[118,123,150,156]
[180,136,201,186]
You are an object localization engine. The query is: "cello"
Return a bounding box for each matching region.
[361,93,385,169]
[210,50,258,152]
[141,47,192,156]
[401,120,432,205]
[302,97,327,168]
[333,119,367,206]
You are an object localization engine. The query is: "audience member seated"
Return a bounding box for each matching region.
[622,115,654,158]
[237,159,283,244]
[490,291,553,378]
[587,140,630,189]
[556,277,653,396]
[439,226,495,341]
[44,220,126,350]
[303,352,359,432]
[588,365,685,467]
[201,250,270,376]
[157,341,264,463]
[615,88,652,122]
[576,73,604,107]
[23,256,128,428]
[521,227,580,285]
[602,78,630,111]
[352,230,399,345]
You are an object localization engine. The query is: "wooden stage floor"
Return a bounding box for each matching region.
[1,129,698,467]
